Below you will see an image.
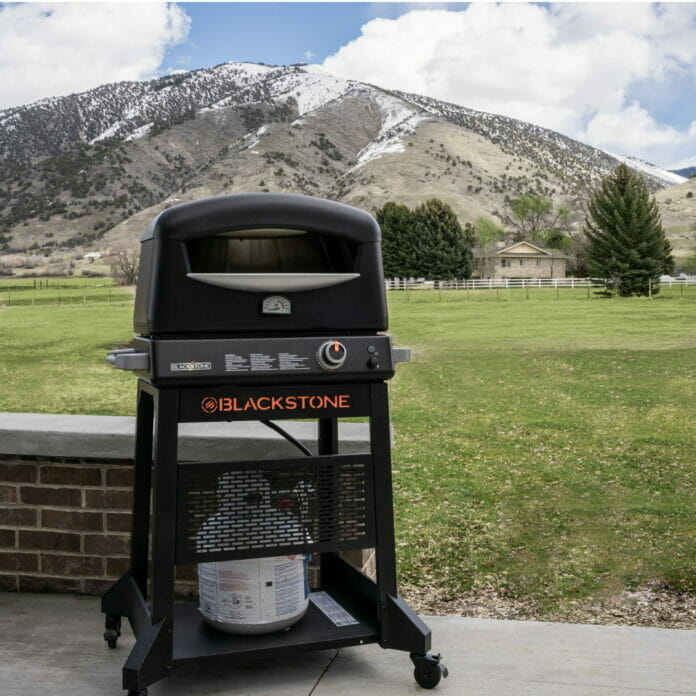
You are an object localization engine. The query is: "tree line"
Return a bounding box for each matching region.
[375,163,674,296]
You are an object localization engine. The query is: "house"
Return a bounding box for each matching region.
[474,241,568,279]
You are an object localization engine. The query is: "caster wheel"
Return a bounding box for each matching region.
[104,629,118,649]
[104,614,122,649]
[412,653,448,690]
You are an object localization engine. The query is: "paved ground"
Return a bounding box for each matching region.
[1,593,695,696]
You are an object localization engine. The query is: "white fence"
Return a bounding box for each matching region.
[385,277,696,290]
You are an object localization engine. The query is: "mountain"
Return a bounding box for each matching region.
[0,61,678,266]
[671,166,696,178]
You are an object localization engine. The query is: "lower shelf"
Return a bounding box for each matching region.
[172,587,379,666]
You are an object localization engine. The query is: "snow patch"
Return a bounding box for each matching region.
[125,122,153,142]
[274,70,351,115]
[89,121,123,144]
[607,153,687,186]
[352,90,428,169]
[221,61,275,77]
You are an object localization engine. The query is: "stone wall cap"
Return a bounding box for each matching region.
[0,412,371,461]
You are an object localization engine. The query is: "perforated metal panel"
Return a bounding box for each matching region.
[176,454,375,564]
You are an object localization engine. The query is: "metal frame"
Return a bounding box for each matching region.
[102,379,431,693]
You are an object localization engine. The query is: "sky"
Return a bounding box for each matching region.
[0,2,694,169]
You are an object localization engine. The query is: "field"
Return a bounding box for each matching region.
[0,276,124,307]
[1,286,695,618]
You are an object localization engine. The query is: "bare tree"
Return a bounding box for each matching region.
[505,194,571,242]
[110,246,140,286]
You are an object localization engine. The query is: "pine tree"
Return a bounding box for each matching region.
[375,201,417,278]
[584,164,674,296]
[411,198,474,280]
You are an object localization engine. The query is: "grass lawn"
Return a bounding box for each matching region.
[1,286,695,613]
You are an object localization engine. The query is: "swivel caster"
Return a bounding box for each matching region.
[104,614,122,649]
[411,652,449,689]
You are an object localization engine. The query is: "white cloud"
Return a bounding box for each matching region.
[322,3,696,168]
[0,3,191,110]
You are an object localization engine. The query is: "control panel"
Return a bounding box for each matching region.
[131,335,398,385]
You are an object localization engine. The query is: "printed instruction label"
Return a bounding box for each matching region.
[278,352,310,371]
[224,352,311,372]
[225,353,250,372]
[310,591,359,627]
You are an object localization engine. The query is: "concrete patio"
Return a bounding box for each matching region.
[1,592,695,695]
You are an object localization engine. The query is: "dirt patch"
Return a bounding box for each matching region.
[402,581,696,629]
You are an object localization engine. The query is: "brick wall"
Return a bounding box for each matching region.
[0,415,372,596]
[0,455,374,595]
[0,456,197,596]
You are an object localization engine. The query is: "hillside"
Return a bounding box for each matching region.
[0,61,681,270]
[655,177,696,263]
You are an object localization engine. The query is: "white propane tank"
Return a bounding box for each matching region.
[198,471,310,635]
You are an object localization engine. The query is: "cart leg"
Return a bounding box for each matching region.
[131,384,155,597]
[368,383,399,645]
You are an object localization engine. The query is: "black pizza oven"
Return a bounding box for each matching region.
[102,193,447,696]
[134,193,387,336]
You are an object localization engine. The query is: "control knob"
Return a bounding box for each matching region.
[317,340,347,370]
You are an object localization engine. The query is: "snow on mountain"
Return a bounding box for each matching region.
[607,153,687,186]
[270,68,352,116]
[353,89,429,169]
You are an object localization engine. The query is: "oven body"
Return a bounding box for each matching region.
[101,194,446,695]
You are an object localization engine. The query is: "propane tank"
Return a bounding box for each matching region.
[198,471,310,634]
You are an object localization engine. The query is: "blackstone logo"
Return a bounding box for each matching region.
[201,396,219,414]
[171,361,212,372]
[200,394,351,414]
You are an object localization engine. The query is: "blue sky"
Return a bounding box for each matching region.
[0,2,694,168]
[165,3,421,70]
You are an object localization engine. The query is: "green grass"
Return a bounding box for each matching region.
[388,289,696,608]
[1,286,695,611]
[0,295,134,414]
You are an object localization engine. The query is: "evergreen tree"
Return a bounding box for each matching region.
[411,198,474,280]
[584,164,674,296]
[375,201,417,278]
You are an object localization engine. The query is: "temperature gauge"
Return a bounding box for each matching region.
[261,295,291,315]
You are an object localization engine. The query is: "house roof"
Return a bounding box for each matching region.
[475,241,570,259]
